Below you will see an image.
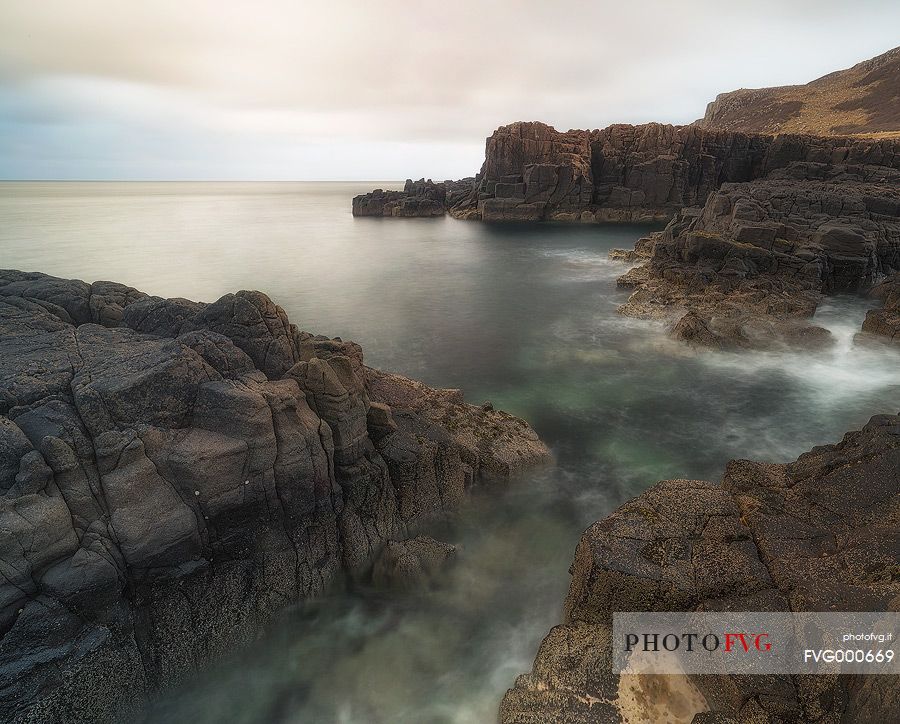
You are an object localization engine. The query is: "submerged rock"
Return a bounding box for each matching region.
[500,414,900,723]
[0,270,550,723]
[371,536,457,590]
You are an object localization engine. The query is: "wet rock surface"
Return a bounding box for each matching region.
[611,160,900,348]
[500,413,900,723]
[0,270,550,723]
[861,273,900,343]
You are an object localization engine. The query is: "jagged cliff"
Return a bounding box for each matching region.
[467,122,900,222]
[353,121,900,223]
[0,271,550,723]
[695,46,900,137]
[500,414,900,723]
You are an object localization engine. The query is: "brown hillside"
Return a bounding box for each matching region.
[695,46,900,137]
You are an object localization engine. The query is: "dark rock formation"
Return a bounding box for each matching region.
[366,369,548,481]
[356,121,900,226]
[696,46,900,138]
[468,122,900,223]
[351,177,475,217]
[500,414,900,723]
[611,159,900,349]
[0,270,550,723]
[861,273,900,343]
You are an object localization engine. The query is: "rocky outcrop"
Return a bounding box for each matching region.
[466,122,900,223]
[377,120,897,349]
[696,46,900,138]
[0,270,550,723]
[861,273,900,343]
[500,413,900,723]
[351,177,475,217]
[356,121,900,225]
[609,159,900,349]
[366,369,549,481]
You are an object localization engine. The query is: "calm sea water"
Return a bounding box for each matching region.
[2,182,899,723]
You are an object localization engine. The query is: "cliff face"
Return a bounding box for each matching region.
[695,46,900,137]
[465,121,900,223]
[353,121,900,225]
[468,121,768,222]
[0,271,550,723]
[500,414,900,723]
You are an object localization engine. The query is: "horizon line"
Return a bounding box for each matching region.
[0,178,410,184]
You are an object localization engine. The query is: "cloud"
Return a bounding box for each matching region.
[1,0,898,178]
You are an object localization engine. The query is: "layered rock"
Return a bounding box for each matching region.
[470,123,900,222]
[355,121,900,225]
[351,177,475,217]
[0,270,550,723]
[501,413,900,723]
[611,160,900,348]
[350,120,900,350]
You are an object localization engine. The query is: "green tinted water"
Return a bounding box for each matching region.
[2,182,898,723]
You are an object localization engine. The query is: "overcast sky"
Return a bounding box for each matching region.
[1,1,898,180]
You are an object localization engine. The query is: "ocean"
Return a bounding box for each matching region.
[2,181,898,723]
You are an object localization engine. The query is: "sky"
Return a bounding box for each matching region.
[0,1,898,181]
